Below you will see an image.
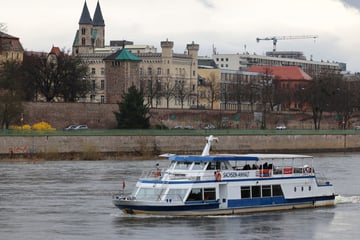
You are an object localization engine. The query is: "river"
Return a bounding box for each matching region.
[1,153,360,240]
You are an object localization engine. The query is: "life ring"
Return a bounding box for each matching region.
[304,166,311,173]
[215,171,222,182]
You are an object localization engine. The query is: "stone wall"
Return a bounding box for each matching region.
[22,102,338,130]
[1,134,360,159]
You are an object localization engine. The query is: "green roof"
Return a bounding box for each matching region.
[115,49,142,61]
[104,48,142,62]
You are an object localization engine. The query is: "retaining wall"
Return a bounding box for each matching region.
[1,134,359,159]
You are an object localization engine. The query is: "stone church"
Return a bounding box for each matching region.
[72,1,199,109]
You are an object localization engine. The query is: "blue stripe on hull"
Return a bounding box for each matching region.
[114,202,220,213]
[228,195,335,208]
[115,195,335,214]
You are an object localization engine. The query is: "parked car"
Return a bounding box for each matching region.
[275,125,287,130]
[73,125,89,130]
[354,126,360,130]
[63,125,77,131]
[64,124,88,130]
[184,125,194,130]
[204,124,216,130]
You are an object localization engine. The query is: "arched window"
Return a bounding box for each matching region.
[81,28,86,35]
[81,37,86,46]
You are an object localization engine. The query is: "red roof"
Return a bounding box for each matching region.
[49,46,62,56]
[247,66,312,81]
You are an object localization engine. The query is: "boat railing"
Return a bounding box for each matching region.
[315,172,331,186]
[140,169,163,180]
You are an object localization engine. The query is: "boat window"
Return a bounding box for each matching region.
[186,188,203,201]
[206,162,215,170]
[204,188,216,200]
[192,162,206,170]
[206,161,229,170]
[136,188,164,201]
[262,185,271,197]
[169,161,176,170]
[174,161,192,170]
[220,161,230,170]
[272,185,283,196]
[166,189,188,202]
[251,186,261,198]
[241,186,251,199]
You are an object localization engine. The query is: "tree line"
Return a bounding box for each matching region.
[0,52,90,128]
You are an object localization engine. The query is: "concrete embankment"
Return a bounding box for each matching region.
[1,134,360,160]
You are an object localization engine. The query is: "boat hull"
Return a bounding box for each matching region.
[113,195,335,216]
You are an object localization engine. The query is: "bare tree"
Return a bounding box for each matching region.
[206,72,220,110]
[174,79,189,109]
[0,23,7,32]
[162,77,175,108]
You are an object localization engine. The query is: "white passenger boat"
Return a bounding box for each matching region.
[113,135,336,216]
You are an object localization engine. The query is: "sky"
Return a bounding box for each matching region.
[1,0,360,72]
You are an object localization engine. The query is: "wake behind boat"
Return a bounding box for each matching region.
[113,135,336,216]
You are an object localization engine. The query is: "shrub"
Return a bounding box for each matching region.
[32,121,56,131]
[9,124,31,130]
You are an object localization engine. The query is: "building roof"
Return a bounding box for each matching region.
[79,1,93,24]
[49,46,62,56]
[104,48,142,61]
[0,31,24,52]
[93,1,105,26]
[247,66,312,81]
[0,31,18,39]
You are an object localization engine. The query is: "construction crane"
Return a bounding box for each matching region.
[256,35,318,52]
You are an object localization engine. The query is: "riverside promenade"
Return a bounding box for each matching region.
[1,130,360,159]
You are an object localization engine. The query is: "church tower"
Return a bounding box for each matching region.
[92,1,105,48]
[73,1,105,56]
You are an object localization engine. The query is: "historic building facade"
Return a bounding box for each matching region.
[0,31,24,65]
[73,1,199,108]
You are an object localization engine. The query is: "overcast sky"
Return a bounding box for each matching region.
[2,0,360,72]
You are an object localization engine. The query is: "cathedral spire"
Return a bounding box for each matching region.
[79,1,93,24]
[93,1,105,26]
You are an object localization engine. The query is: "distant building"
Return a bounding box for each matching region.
[213,52,344,78]
[0,31,24,64]
[247,65,313,111]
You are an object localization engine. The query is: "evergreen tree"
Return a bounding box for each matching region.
[114,85,150,129]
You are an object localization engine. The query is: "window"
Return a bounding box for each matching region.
[100,80,104,90]
[90,95,95,102]
[174,161,192,170]
[81,28,86,35]
[81,37,86,46]
[252,186,261,198]
[241,186,251,199]
[92,80,96,91]
[157,67,162,75]
[91,68,96,74]
[272,185,283,196]
[193,70,196,76]
[101,68,105,75]
[204,188,216,200]
[147,67,152,75]
[187,188,203,201]
[100,95,105,103]
[192,162,206,170]
[262,185,271,197]
[136,188,164,201]
[167,189,187,202]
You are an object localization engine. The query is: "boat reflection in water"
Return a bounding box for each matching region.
[113,135,336,216]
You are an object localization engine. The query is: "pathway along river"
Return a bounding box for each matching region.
[1,153,360,240]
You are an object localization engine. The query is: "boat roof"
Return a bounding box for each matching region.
[163,154,312,162]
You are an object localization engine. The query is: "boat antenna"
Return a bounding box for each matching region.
[201,135,218,156]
